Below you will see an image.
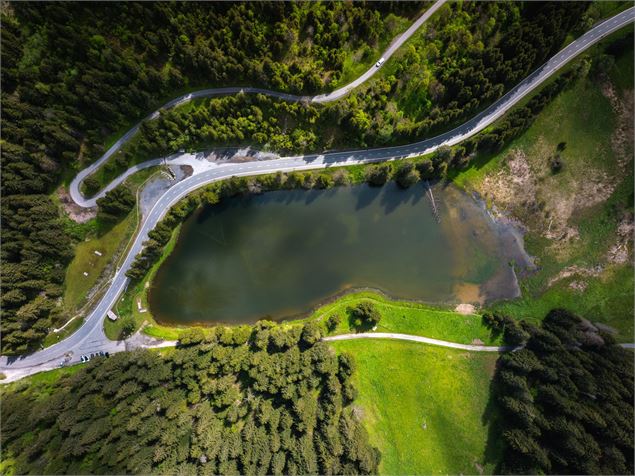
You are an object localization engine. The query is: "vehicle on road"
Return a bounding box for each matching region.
[375,57,385,68]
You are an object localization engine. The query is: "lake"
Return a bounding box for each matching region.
[149,182,532,325]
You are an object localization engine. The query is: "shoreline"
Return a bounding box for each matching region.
[145,182,534,329]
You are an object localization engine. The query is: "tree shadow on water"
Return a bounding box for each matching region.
[379,182,425,215]
[304,187,337,205]
[355,184,381,211]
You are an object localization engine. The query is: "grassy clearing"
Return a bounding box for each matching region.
[58,168,159,348]
[493,264,633,338]
[310,291,501,345]
[63,214,136,314]
[43,316,84,348]
[330,339,501,475]
[63,168,158,315]
[0,364,82,396]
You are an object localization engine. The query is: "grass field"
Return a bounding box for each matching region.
[63,214,136,314]
[63,169,158,314]
[0,364,82,397]
[330,339,501,475]
[310,291,501,345]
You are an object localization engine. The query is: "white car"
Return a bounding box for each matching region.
[375,57,385,68]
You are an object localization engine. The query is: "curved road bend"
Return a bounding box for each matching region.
[70,0,448,207]
[2,7,633,380]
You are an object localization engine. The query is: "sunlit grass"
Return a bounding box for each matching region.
[330,339,501,475]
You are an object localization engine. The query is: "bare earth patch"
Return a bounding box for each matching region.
[58,187,96,223]
[607,215,634,265]
[569,280,588,293]
[479,146,621,259]
[601,81,634,170]
[547,264,603,288]
[481,149,536,216]
[454,303,476,315]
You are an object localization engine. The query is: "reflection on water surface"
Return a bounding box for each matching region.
[149,182,532,325]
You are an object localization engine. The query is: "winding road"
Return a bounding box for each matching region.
[2,5,633,381]
[71,0,449,208]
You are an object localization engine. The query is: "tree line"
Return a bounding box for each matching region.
[1,323,379,474]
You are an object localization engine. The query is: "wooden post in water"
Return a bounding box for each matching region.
[426,181,440,223]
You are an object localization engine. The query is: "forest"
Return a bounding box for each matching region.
[3,307,632,475]
[487,310,634,474]
[0,323,379,474]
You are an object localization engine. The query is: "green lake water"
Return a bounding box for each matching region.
[149,182,532,325]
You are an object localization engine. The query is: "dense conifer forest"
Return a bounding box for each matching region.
[3,310,632,474]
[123,2,589,161]
[1,323,379,474]
[490,310,634,474]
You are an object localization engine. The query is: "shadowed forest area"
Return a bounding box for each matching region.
[1,323,379,474]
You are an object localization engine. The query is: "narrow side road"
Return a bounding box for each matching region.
[2,331,631,382]
[324,332,635,352]
[323,333,515,352]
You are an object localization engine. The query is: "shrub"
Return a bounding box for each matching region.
[326,313,341,333]
[365,163,392,186]
[351,301,381,328]
[395,162,421,188]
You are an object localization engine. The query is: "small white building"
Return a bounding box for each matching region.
[107,310,118,321]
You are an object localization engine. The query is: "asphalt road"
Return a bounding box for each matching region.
[2,6,633,380]
[70,0,448,208]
